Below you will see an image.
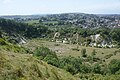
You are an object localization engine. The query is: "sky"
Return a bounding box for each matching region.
[0,0,120,15]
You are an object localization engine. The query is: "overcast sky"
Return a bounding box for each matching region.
[0,0,120,15]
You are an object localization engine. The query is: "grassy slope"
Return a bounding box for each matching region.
[0,50,76,80]
[1,39,120,80]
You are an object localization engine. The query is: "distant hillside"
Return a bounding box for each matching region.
[0,18,48,37]
[0,18,50,44]
[1,13,120,28]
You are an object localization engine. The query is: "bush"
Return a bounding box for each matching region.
[81,48,87,57]
[33,46,57,59]
[44,54,59,67]
[72,48,80,51]
[104,54,113,59]
[91,49,96,57]
[59,56,82,74]
[64,64,77,74]
[54,44,60,46]
[80,64,92,73]
[108,59,120,74]
[92,63,101,74]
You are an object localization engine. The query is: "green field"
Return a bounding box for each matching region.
[24,20,39,24]
[24,20,58,25]
[23,39,120,63]
[43,21,58,24]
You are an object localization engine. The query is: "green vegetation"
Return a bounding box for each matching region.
[24,20,39,25]
[0,51,76,80]
[109,59,120,74]
[1,18,120,47]
[33,46,56,59]
[0,18,50,39]
[33,46,59,67]
[75,73,120,80]
[81,48,87,57]
[0,17,120,80]
[33,46,120,78]
[0,38,29,53]
[72,48,80,51]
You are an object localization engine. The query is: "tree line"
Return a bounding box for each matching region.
[0,18,50,38]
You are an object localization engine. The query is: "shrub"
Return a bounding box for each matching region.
[72,48,80,51]
[64,64,77,74]
[54,44,60,46]
[92,63,101,74]
[91,49,96,57]
[33,46,57,59]
[80,64,92,73]
[59,56,82,74]
[104,54,113,59]
[44,54,59,67]
[108,59,120,74]
[81,48,87,57]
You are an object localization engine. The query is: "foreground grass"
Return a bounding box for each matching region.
[0,50,76,80]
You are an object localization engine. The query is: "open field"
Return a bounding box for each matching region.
[43,21,58,24]
[23,39,120,62]
[24,20,58,25]
[24,20,39,24]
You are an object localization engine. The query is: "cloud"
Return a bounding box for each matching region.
[3,0,12,4]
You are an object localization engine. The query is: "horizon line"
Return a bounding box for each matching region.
[0,12,120,16]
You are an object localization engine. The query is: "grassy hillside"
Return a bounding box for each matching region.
[0,34,120,80]
[0,50,76,80]
[23,39,120,80]
[0,18,120,80]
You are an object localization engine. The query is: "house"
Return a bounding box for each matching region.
[63,38,69,44]
[90,34,113,48]
[90,34,102,43]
